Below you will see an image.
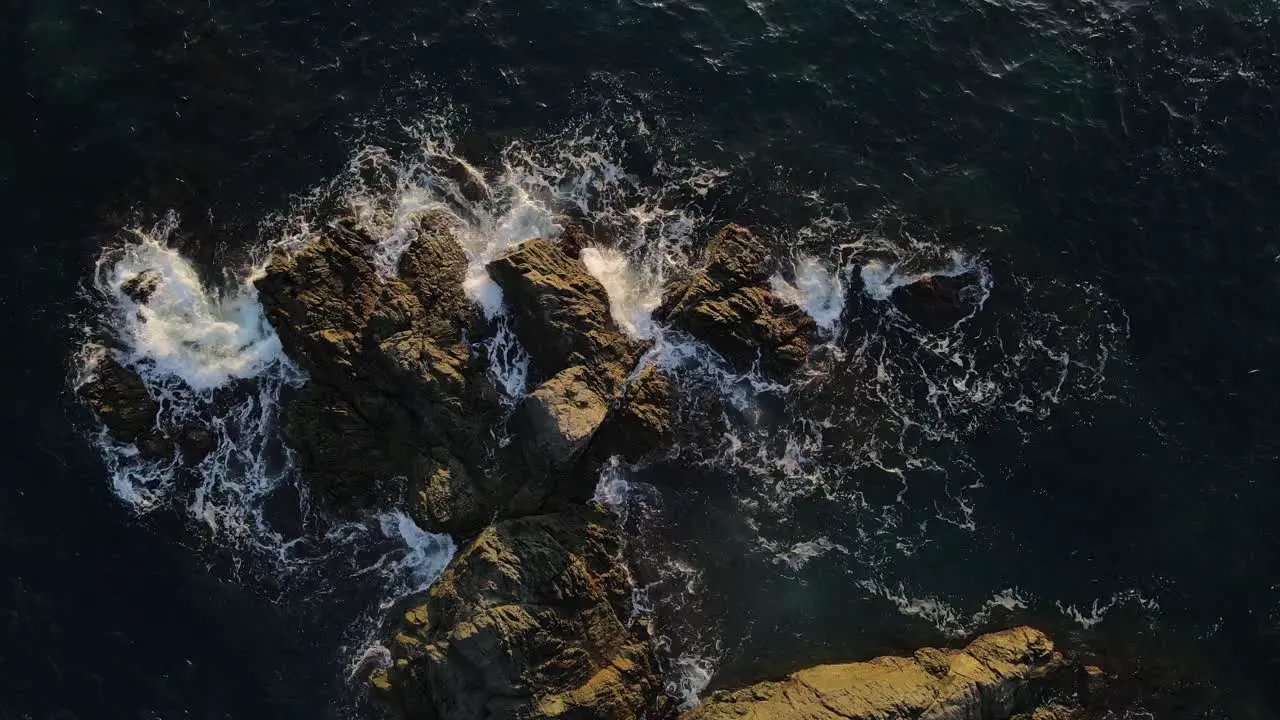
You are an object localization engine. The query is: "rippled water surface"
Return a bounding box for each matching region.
[5,0,1280,717]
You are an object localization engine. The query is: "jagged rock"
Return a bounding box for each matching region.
[281,385,401,512]
[256,212,502,531]
[588,365,676,465]
[407,454,487,537]
[486,238,646,393]
[78,353,158,444]
[890,272,983,332]
[438,157,490,203]
[656,225,815,376]
[681,627,1070,720]
[374,508,658,720]
[120,269,163,304]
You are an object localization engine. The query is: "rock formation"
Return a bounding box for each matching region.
[485,238,665,503]
[586,365,676,466]
[486,237,646,394]
[255,212,504,534]
[77,349,223,463]
[655,225,815,376]
[681,627,1076,720]
[372,508,658,720]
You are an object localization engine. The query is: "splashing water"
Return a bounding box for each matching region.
[581,246,664,340]
[93,217,287,392]
[770,256,848,335]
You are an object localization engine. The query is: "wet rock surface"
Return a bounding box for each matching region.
[656,224,816,376]
[373,508,659,720]
[587,365,676,467]
[78,353,159,444]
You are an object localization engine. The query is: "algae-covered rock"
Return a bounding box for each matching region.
[377,508,658,720]
[682,627,1070,720]
[656,225,815,377]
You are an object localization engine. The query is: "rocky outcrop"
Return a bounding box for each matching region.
[655,225,815,376]
[681,627,1072,720]
[485,238,657,505]
[486,238,646,394]
[890,273,983,332]
[255,212,503,534]
[508,366,611,513]
[372,508,658,720]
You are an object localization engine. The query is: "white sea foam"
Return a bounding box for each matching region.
[582,246,663,339]
[1057,590,1161,630]
[858,578,1031,637]
[371,511,457,599]
[770,255,848,334]
[80,216,304,549]
[93,219,286,393]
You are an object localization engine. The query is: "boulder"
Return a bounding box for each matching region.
[587,364,676,466]
[486,238,646,393]
[681,627,1071,720]
[656,225,815,377]
[889,272,983,332]
[495,366,610,516]
[136,428,175,461]
[78,352,159,444]
[373,508,658,720]
[407,454,488,537]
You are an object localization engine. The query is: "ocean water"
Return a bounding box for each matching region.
[5,0,1280,718]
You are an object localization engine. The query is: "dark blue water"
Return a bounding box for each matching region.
[5,0,1280,717]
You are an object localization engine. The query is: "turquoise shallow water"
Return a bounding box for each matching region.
[4,0,1280,717]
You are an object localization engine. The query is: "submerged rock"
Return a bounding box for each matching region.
[890,272,983,332]
[374,508,658,720]
[486,238,646,393]
[78,353,159,445]
[656,225,815,376]
[682,627,1071,720]
[177,424,216,465]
